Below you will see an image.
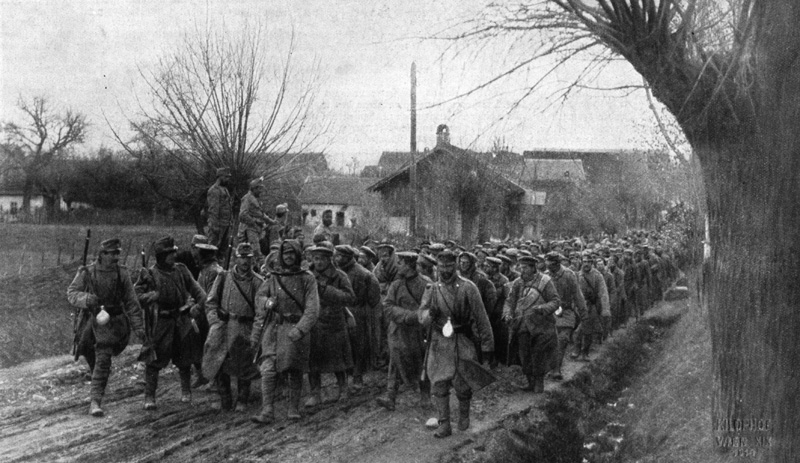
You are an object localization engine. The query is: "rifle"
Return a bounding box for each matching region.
[72,229,91,359]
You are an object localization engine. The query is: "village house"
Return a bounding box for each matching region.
[298,175,379,230]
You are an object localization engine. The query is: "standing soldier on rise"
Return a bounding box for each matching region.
[68,238,146,417]
[206,167,233,259]
[238,178,275,266]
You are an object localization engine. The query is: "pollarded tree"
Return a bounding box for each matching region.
[113,21,328,231]
[443,1,800,460]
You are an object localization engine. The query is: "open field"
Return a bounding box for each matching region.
[0,223,197,277]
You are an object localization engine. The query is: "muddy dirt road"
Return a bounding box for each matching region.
[0,338,603,463]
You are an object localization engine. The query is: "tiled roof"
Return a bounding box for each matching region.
[298,176,380,206]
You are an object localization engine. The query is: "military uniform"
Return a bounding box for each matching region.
[574,266,609,359]
[135,236,207,409]
[237,184,271,263]
[251,240,320,423]
[67,239,145,416]
[504,261,560,392]
[379,253,432,410]
[206,169,233,258]
[336,246,382,386]
[421,250,494,438]
[203,247,264,411]
[306,242,356,406]
[545,261,586,378]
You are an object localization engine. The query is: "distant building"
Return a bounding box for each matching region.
[298,175,379,229]
[368,125,534,241]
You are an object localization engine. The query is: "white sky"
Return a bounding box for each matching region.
[0,0,666,170]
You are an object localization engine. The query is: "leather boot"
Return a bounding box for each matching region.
[236,379,251,412]
[143,366,159,410]
[418,381,433,410]
[89,399,104,417]
[287,387,302,420]
[305,373,322,408]
[179,368,192,403]
[457,399,470,431]
[251,372,275,424]
[433,395,452,438]
[534,376,545,393]
[217,374,233,411]
[376,388,397,411]
[518,375,536,392]
[336,373,349,402]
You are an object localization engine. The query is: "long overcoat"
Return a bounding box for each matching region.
[67,263,144,358]
[577,268,610,334]
[202,268,264,379]
[546,265,586,330]
[340,259,382,372]
[383,272,431,385]
[309,265,356,373]
[251,268,320,372]
[420,275,494,385]
[135,263,206,369]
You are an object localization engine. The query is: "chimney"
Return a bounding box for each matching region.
[436,124,450,146]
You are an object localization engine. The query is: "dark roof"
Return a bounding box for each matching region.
[368,142,525,195]
[298,176,380,206]
[499,159,586,183]
[522,149,644,181]
[378,151,414,172]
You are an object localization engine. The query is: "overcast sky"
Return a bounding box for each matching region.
[0,0,664,169]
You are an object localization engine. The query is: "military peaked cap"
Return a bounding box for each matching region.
[236,242,255,257]
[100,238,122,253]
[154,236,178,255]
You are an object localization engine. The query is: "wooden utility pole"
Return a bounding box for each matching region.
[409,61,417,236]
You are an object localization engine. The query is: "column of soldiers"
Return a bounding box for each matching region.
[67,172,680,440]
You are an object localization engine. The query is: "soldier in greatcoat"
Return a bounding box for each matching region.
[483,256,509,366]
[373,242,400,296]
[135,235,207,410]
[358,246,376,272]
[250,239,319,424]
[419,250,494,438]
[457,252,496,363]
[305,241,356,407]
[203,243,264,412]
[67,238,145,416]
[179,234,217,388]
[335,245,381,390]
[596,256,616,342]
[544,252,586,381]
[206,167,233,259]
[503,255,561,393]
[376,251,432,411]
[572,252,610,361]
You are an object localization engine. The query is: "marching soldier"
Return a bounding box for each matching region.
[251,240,319,424]
[206,167,233,259]
[419,250,494,438]
[335,245,381,390]
[544,251,586,381]
[135,235,207,410]
[483,256,509,366]
[203,243,264,411]
[306,241,356,406]
[377,251,432,411]
[572,252,609,361]
[457,252,496,362]
[67,238,145,416]
[503,255,560,393]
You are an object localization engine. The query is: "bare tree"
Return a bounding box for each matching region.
[441,1,799,460]
[113,21,328,231]
[1,96,87,221]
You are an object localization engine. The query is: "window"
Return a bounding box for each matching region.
[310,209,317,217]
[336,211,345,227]
[10,202,18,215]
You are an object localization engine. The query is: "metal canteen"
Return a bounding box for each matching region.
[442,317,454,338]
[96,306,110,326]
